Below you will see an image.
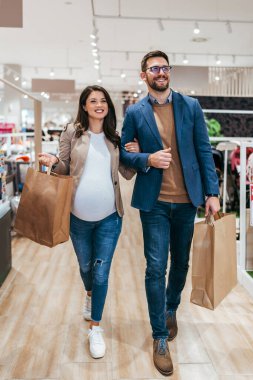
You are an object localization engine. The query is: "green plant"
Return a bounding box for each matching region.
[205,118,222,137]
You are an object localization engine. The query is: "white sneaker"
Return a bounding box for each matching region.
[88,326,106,359]
[83,294,91,321]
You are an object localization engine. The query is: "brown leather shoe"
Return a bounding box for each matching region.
[153,338,173,376]
[166,312,178,342]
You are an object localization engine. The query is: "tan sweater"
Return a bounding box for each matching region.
[153,103,190,203]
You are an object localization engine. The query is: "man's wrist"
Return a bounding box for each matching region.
[206,194,219,198]
[147,154,152,167]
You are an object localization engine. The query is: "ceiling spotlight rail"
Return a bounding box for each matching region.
[92,13,253,25]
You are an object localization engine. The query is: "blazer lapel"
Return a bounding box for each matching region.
[80,132,90,159]
[172,91,184,146]
[140,96,163,147]
[104,137,117,178]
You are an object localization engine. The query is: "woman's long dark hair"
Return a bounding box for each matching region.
[74,85,120,148]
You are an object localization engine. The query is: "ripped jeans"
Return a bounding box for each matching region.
[70,212,122,322]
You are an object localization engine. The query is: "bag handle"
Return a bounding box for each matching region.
[205,211,224,226]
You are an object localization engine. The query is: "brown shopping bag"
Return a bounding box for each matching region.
[15,167,73,247]
[190,212,237,310]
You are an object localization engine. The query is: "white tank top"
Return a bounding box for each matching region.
[72,131,116,221]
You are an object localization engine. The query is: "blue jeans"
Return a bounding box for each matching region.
[140,201,197,339]
[70,212,122,322]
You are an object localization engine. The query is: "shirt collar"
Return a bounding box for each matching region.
[148,90,173,105]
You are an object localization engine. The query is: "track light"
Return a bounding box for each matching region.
[226,21,232,34]
[183,55,188,64]
[193,22,200,34]
[50,68,55,77]
[157,19,164,31]
[215,55,221,65]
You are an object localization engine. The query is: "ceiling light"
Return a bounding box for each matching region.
[94,59,100,64]
[97,78,102,83]
[50,68,55,77]
[23,95,28,99]
[91,42,97,47]
[94,65,99,70]
[183,55,188,64]
[90,34,96,39]
[157,19,164,31]
[226,21,232,34]
[92,52,98,57]
[215,76,220,81]
[215,55,221,65]
[41,92,45,96]
[137,89,142,94]
[133,93,138,98]
[22,80,27,86]
[121,73,126,79]
[14,75,20,81]
[138,80,143,85]
[190,90,195,95]
[193,22,200,34]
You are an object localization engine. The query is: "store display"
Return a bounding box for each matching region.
[0,149,7,203]
[0,202,11,286]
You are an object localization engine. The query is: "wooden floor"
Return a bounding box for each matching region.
[1,178,253,380]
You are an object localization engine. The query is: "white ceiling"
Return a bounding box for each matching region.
[0,0,253,95]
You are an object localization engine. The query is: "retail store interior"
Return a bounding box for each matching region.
[1,0,253,379]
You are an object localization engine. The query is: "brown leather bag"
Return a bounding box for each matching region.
[15,167,73,247]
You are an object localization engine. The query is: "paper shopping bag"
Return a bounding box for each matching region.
[190,213,237,310]
[15,167,73,247]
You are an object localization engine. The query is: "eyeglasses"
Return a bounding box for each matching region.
[145,65,172,74]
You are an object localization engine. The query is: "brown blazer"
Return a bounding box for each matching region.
[53,123,135,217]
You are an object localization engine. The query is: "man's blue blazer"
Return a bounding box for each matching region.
[120,91,219,212]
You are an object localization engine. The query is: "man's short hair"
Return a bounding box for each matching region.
[141,50,169,72]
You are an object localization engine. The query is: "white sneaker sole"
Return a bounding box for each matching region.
[90,349,106,359]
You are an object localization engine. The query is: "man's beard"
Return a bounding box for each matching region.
[147,76,169,92]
